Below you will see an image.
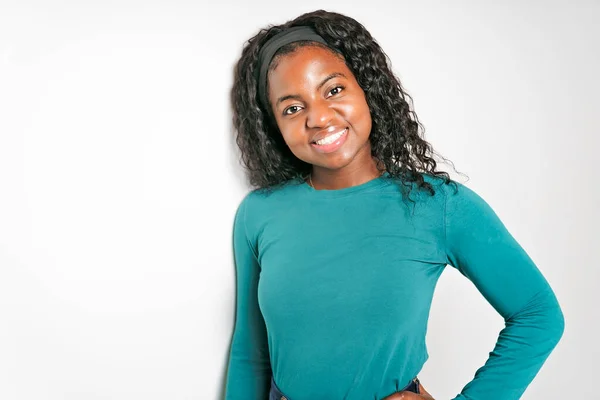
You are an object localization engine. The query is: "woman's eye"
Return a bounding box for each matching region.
[284,105,301,115]
[328,86,344,96]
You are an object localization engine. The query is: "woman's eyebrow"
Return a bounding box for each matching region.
[275,72,347,107]
[316,72,346,91]
[276,94,303,107]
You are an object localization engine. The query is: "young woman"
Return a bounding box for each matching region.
[224,10,565,400]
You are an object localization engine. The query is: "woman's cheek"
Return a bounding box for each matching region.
[342,101,372,136]
[337,101,360,123]
[281,126,306,149]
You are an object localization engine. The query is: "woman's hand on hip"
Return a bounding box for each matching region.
[381,381,435,400]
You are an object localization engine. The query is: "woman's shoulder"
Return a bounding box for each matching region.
[235,178,304,224]
[417,173,498,220]
[244,178,304,204]
[418,171,477,200]
[391,171,458,203]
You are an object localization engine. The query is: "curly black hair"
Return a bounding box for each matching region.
[231,9,461,202]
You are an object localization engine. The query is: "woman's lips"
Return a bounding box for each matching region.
[310,128,349,153]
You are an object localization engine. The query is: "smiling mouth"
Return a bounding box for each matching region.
[312,128,348,145]
[310,128,349,154]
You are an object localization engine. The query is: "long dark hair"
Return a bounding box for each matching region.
[231,9,460,201]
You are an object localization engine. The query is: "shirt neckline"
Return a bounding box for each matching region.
[300,171,391,198]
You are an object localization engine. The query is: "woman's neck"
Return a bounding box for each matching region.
[309,155,384,190]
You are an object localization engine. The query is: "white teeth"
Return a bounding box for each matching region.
[315,129,346,145]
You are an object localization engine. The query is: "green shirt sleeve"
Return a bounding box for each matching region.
[225,195,271,400]
[443,182,565,399]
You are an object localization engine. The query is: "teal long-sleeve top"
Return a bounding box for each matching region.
[225,172,565,400]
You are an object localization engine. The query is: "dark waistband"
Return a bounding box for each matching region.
[269,376,420,400]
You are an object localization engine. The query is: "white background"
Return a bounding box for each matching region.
[1,1,597,399]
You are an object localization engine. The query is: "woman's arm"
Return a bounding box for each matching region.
[443,182,565,400]
[224,195,272,400]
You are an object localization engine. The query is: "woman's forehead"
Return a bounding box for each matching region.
[268,46,348,90]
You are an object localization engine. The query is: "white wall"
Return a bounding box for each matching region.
[0,1,597,399]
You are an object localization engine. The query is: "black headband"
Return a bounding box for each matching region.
[255,26,333,112]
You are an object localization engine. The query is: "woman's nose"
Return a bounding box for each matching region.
[306,100,334,128]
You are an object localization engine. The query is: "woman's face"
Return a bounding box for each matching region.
[267,45,372,172]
